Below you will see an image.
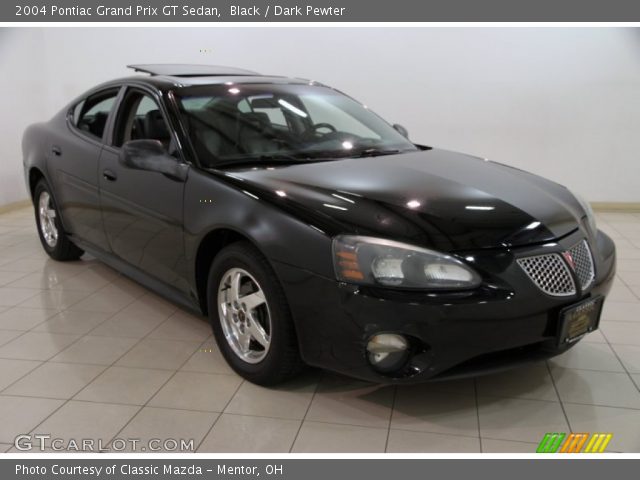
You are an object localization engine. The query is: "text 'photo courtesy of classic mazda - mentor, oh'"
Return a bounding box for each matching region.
[22,65,616,385]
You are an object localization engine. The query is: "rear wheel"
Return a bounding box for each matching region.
[207,242,303,385]
[34,179,84,261]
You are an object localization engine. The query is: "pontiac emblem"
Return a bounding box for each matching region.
[562,251,576,270]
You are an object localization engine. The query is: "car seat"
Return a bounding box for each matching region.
[144,110,171,148]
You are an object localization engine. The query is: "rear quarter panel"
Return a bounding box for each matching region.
[22,121,54,197]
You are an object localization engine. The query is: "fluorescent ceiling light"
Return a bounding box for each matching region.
[465,205,495,211]
[278,99,308,118]
[323,203,348,211]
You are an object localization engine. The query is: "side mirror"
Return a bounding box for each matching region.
[393,124,409,139]
[119,139,187,182]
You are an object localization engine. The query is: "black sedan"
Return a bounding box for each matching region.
[22,64,616,385]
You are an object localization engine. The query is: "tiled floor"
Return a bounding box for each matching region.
[0,207,639,453]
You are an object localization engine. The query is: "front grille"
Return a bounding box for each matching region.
[568,240,595,290]
[517,254,576,296]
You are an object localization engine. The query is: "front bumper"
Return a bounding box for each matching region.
[273,229,616,384]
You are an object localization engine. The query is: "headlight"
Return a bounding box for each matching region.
[332,235,482,290]
[573,191,597,234]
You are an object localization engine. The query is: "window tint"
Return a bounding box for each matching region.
[135,96,159,117]
[72,100,85,125]
[237,98,251,113]
[302,96,379,139]
[182,97,212,110]
[176,84,416,167]
[249,96,287,126]
[75,89,119,140]
[113,90,172,149]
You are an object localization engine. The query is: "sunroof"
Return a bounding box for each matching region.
[127,64,260,77]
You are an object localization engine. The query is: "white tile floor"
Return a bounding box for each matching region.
[0,207,639,453]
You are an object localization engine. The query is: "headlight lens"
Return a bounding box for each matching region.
[573,191,597,234]
[332,235,482,290]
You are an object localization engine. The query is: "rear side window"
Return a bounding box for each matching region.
[73,88,119,140]
[72,101,85,124]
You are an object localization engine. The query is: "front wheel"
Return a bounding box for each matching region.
[207,242,303,385]
[33,179,84,261]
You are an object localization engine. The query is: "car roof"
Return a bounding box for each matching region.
[115,64,317,89]
[127,64,261,76]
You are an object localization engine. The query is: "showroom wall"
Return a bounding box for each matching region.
[0,29,46,206]
[1,27,639,206]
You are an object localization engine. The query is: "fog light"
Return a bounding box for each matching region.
[366,334,409,372]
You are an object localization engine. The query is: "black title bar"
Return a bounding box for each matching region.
[5,0,640,22]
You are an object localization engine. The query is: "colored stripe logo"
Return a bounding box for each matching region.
[536,433,612,453]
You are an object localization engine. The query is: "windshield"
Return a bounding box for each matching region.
[174,83,417,167]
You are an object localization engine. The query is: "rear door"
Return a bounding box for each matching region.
[98,85,190,294]
[50,87,121,252]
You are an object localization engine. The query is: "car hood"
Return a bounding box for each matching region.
[221,148,584,251]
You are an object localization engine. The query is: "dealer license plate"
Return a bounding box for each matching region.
[557,296,604,345]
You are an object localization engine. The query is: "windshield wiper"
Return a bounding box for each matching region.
[209,149,405,169]
[209,154,316,169]
[354,148,403,158]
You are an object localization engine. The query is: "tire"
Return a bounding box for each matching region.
[207,241,303,385]
[33,179,84,261]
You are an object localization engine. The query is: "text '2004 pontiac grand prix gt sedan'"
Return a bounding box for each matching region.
[22,64,616,385]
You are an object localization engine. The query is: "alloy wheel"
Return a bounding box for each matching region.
[217,267,272,363]
[38,191,58,248]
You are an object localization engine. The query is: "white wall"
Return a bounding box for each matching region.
[0,28,46,205]
[1,27,639,206]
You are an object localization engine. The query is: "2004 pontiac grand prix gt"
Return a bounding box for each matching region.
[22,64,616,385]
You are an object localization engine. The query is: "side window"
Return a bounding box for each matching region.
[237,98,251,113]
[72,100,85,125]
[113,90,172,149]
[74,89,119,140]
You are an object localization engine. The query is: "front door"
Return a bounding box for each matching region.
[98,86,190,293]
